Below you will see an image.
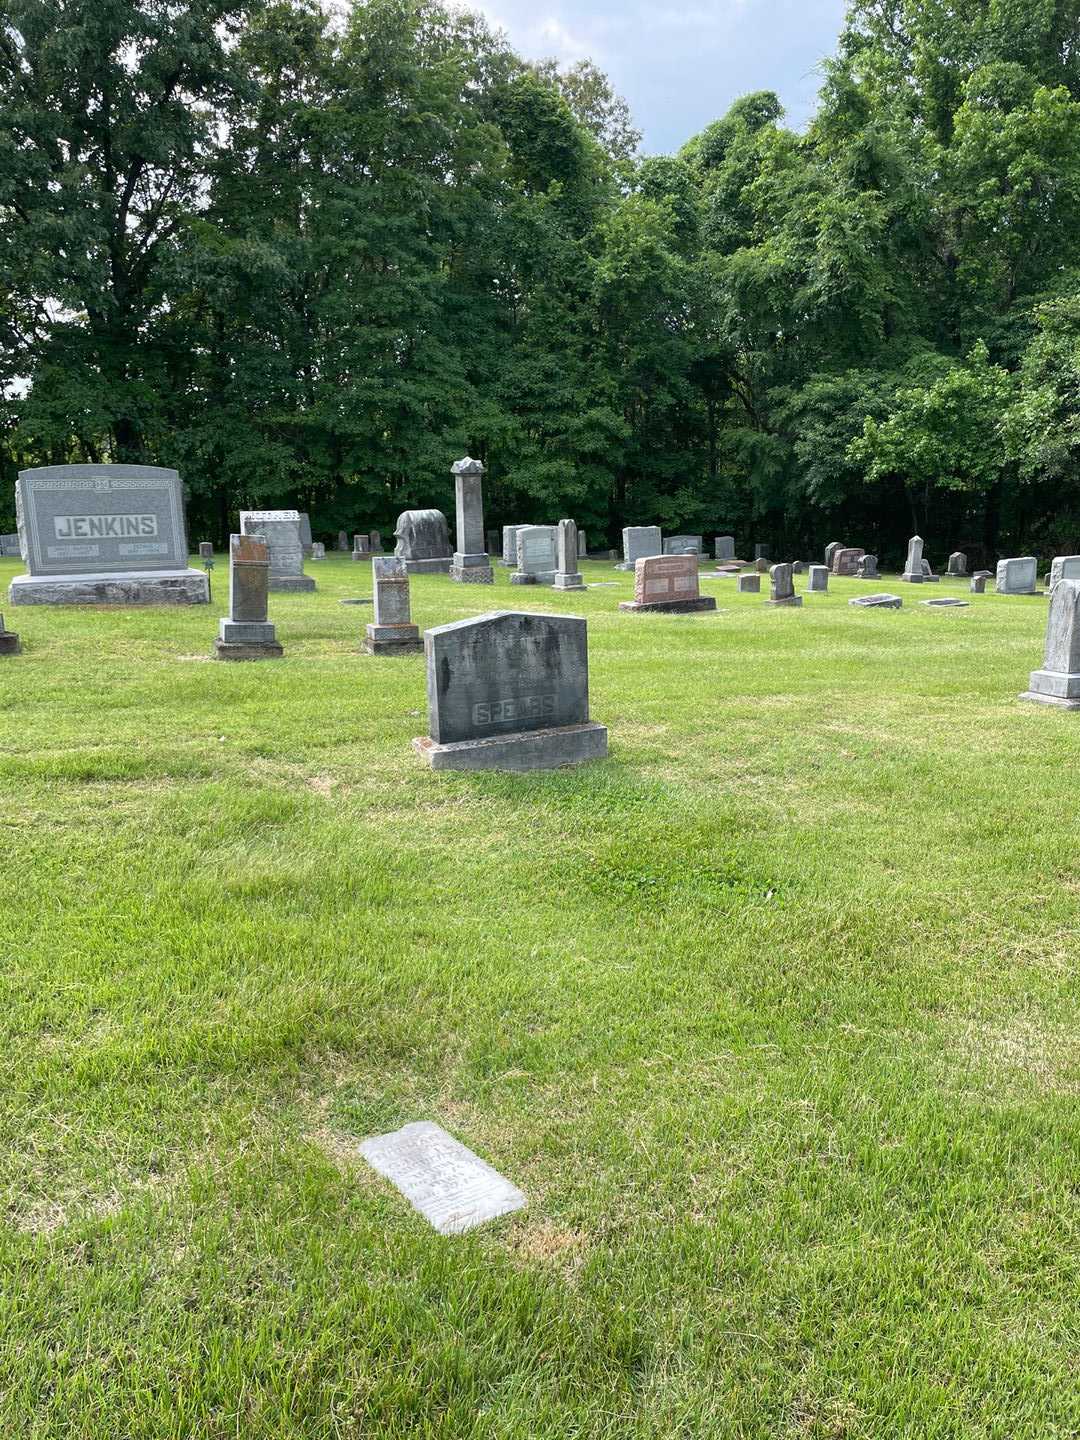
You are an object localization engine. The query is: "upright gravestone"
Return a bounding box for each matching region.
[298,513,313,555]
[857,553,879,579]
[824,541,843,569]
[1049,556,1080,588]
[198,541,213,561]
[1021,579,1080,707]
[619,555,716,614]
[970,570,992,593]
[310,541,326,560]
[0,613,21,655]
[395,509,452,574]
[369,530,383,554]
[715,535,735,561]
[578,530,587,558]
[617,526,662,571]
[352,532,371,561]
[947,551,968,576]
[921,557,940,582]
[449,458,493,584]
[901,535,925,583]
[337,530,349,552]
[364,556,422,655]
[755,557,769,573]
[213,534,283,660]
[807,565,828,592]
[9,464,209,606]
[0,533,20,557]
[511,526,557,586]
[414,611,607,771]
[831,547,864,576]
[486,529,499,556]
[754,544,769,561]
[501,525,524,568]
[240,510,315,592]
[996,557,1038,595]
[737,574,760,594]
[768,562,803,607]
[553,519,585,591]
[664,535,702,556]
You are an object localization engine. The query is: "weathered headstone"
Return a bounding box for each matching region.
[619,554,716,614]
[617,526,662,571]
[850,593,902,609]
[947,551,967,576]
[352,532,371,561]
[449,457,493,583]
[970,570,992,593]
[901,535,925,582]
[715,535,735,561]
[0,613,21,655]
[577,530,587,558]
[310,541,326,560]
[553,519,585,590]
[1049,556,1080,588]
[240,510,315,592]
[920,557,940,582]
[359,1121,525,1234]
[921,598,969,607]
[831,547,864,576]
[9,464,209,606]
[395,509,452,574]
[996,556,1038,595]
[486,529,499,556]
[369,529,383,554]
[824,541,843,569]
[213,534,283,660]
[663,535,702,556]
[768,562,803,607]
[792,561,805,574]
[737,574,761,594]
[807,565,828,592]
[754,544,769,561]
[0,533,20,557]
[364,556,422,655]
[511,525,557,586]
[414,611,607,771]
[1021,578,1080,706]
[755,556,769,573]
[501,525,524,568]
[337,530,349,552]
[857,553,879,579]
[298,513,313,555]
[198,541,214,561]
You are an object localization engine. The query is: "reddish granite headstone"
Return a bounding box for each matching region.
[619,554,716,613]
[831,547,865,576]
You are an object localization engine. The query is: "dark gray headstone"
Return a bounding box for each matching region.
[395,509,451,574]
[214,534,282,659]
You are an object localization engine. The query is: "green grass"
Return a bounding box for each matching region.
[1,554,1078,1438]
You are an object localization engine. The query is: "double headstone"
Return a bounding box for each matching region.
[1021,579,1080,707]
[553,519,585,590]
[901,535,925,583]
[0,613,21,655]
[768,563,803,607]
[413,611,607,771]
[213,534,283,660]
[831,547,864,576]
[310,542,326,560]
[807,565,828,592]
[239,510,315,592]
[996,557,1038,595]
[395,509,452,574]
[449,458,493,583]
[511,526,557,586]
[364,557,422,655]
[9,464,209,606]
[619,555,716,613]
[715,535,735,561]
[617,526,662,571]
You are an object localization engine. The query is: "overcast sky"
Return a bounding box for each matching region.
[468,0,849,153]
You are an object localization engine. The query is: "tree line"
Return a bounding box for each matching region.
[3,0,1080,566]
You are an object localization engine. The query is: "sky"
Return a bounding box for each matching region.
[468,0,849,153]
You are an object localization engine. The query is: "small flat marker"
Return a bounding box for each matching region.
[359,1122,525,1235]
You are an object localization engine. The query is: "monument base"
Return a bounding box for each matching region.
[352,552,371,562]
[363,623,423,656]
[766,596,803,608]
[403,558,452,575]
[449,564,494,584]
[268,575,316,593]
[900,572,925,583]
[1020,691,1080,709]
[618,596,717,614]
[413,722,608,773]
[0,631,21,655]
[553,574,586,590]
[509,572,537,585]
[9,569,210,606]
[213,639,284,661]
[1021,669,1080,705]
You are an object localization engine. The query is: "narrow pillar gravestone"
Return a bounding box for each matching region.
[553,519,585,590]
[970,570,992,593]
[198,541,213,561]
[352,532,371,561]
[619,555,716,613]
[299,513,313,555]
[807,565,828,592]
[947,551,968,576]
[901,535,925,582]
[825,541,843,569]
[213,535,283,660]
[395,509,452,574]
[1021,579,1080,707]
[336,530,349,552]
[0,613,21,655]
[413,611,607,771]
[511,525,557,586]
[578,530,587,558]
[768,562,803,607]
[617,526,662,571]
[239,510,315,592]
[449,457,493,583]
[737,574,760,593]
[996,557,1038,595]
[364,556,422,655]
[715,535,735,561]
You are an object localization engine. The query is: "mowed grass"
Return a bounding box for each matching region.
[1,554,1079,1438]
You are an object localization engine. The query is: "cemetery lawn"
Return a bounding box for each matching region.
[4,554,1080,1440]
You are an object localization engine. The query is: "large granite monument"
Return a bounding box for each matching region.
[213,534,283,660]
[364,556,422,655]
[413,611,608,771]
[9,464,209,606]
[1021,579,1080,707]
[395,509,452,574]
[449,457,493,584]
[239,510,315,592]
[1049,555,1080,588]
[996,556,1038,595]
[619,554,716,614]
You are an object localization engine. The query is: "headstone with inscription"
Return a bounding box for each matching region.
[617,526,662,570]
[450,457,493,583]
[0,613,21,655]
[663,535,702,556]
[359,1122,525,1234]
[831,547,864,576]
[767,562,803,607]
[901,535,925,583]
[414,611,607,771]
[395,509,452,574]
[364,556,422,655]
[947,551,967,576]
[553,519,585,590]
[511,525,557,586]
[239,510,315,592]
[337,530,349,552]
[501,525,524,568]
[970,570,992,593]
[1021,578,1080,707]
[996,556,1038,595]
[737,573,760,593]
[352,532,371,561]
[619,554,716,614]
[1049,556,1080,588]
[850,592,902,609]
[715,535,735,561]
[9,464,209,606]
[857,553,879,579]
[213,534,283,660]
[807,565,828,592]
[824,541,843,569]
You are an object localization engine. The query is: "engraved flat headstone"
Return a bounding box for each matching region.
[1021,578,1080,707]
[901,535,925,583]
[9,464,209,606]
[996,556,1038,594]
[240,510,315,592]
[511,525,557,586]
[449,457,493,583]
[850,592,902,608]
[414,611,607,771]
[364,556,422,655]
[359,1121,525,1235]
[395,509,451,574]
[921,597,969,607]
[768,562,803,607]
[807,564,828,592]
[214,534,283,660]
[553,519,585,590]
[619,554,717,614]
[617,526,662,571]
